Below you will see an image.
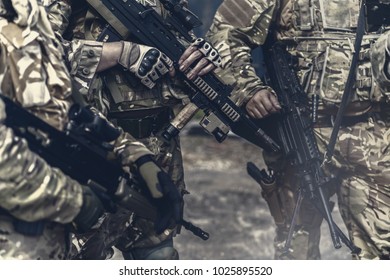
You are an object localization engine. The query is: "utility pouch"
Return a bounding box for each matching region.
[259,178,286,226]
[293,0,315,31]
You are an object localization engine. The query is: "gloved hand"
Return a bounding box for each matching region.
[118,41,174,89]
[135,155,183,234]
[178,37,222,80]
[73,186,105,233]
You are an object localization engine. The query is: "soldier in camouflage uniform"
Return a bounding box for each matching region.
[207,0,390,259]
[0,0,179,260]
[45,0,220,259]
[0,0,107,259]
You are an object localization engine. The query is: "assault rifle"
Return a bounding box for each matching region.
[1,95,208,241]
[85,0,280,153]
[248,43,360,255]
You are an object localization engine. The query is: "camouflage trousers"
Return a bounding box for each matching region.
[261,114,390,260]
[317,116,390,259]
[0,215,70,259]
[71,134,185,259]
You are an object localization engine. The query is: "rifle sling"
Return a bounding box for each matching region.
[86,0,130,39]
[325,1,366,162]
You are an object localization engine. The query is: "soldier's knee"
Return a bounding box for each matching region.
[122,238,179,260]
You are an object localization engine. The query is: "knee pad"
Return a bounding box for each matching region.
[122,238,179,260]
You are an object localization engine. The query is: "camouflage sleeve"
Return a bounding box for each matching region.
[45,0,157,164]
[64,39,104,97]
[206,0,277,105]
[44,0,104,97]
[0,0,84,223]
[113,131,154,166]
[0,99,83,224]
[371,31,390,95]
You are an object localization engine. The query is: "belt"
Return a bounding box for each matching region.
[110,108,172,139]
[314,102,390,128]
[314,112,384,128]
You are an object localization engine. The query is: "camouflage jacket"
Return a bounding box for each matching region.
[44,0,157,164]
[0,0,83,223]
[207,0,390,113]
[45,0,192,116]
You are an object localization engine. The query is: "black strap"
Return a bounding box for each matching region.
[324,1,367,163]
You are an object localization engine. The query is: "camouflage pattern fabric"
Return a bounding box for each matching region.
[207,0,390,259]
[45,0,190,258]
[0,0,73,130]
[0,0,84,259]
[0,213,71,260]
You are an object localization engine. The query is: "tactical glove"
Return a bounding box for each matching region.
[190,38,222,68]
[118,41,173,89]
[73,186,105,233]
[135,155,183,234]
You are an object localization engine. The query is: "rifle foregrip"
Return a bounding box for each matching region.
[162,102,200,141]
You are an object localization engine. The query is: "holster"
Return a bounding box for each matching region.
[258,177,295,228]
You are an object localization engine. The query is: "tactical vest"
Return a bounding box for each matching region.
[274,0,390,112]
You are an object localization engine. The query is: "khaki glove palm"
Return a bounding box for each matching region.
[118,41,173,89]
[136,155,183,234]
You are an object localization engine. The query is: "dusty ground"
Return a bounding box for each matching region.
[112,123,353,260]
[173,123,352,260]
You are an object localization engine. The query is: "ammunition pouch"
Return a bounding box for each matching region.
[109,107,172,139]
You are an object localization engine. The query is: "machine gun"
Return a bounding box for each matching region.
[1,95,208,241]
[248,43,361,255]
[85,0,280,153]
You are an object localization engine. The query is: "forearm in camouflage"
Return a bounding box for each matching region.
[0,110,83,223]
[206,0,277,106]
[113,130,154,167]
